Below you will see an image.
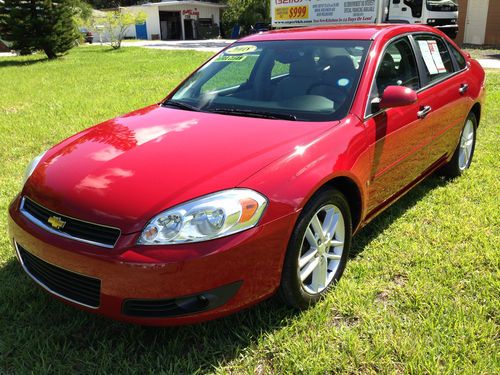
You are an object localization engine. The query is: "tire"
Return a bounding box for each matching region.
[279,188,352,309]
[441,112,477,178]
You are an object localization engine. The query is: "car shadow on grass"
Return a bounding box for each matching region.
[350,175,448,258]
[0,175,449,373]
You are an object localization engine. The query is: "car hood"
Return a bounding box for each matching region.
[25,105,335,233]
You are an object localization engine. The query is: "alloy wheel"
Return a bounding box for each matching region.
[298,204,345,294]
[458,119,475,170]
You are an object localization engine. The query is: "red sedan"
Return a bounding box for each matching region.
[8,25,485,326]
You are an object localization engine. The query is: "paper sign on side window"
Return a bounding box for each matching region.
[427,40,446,73]
[418,40,446,75]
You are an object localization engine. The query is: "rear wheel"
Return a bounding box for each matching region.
[279,188,352,309]
[441,112,477,178]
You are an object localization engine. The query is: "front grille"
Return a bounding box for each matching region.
[21,197,120,248]
[17,244,101,308]
[429,18,457,27]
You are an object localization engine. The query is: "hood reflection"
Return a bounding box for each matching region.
[76,168,134,193]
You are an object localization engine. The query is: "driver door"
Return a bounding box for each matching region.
[364,36,433,215]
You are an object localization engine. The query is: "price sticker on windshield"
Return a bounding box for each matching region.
[275,5,309,20]
[215,55,247,62]
[225,45,257,55]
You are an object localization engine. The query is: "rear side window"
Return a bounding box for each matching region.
[448,43,467,70]
[414,35,454,84]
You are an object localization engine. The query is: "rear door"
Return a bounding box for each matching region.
[411,34,471,163]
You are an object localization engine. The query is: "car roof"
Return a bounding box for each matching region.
[239,24,439,42]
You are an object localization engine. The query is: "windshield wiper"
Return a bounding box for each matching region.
[163,100,201,112]
[209,108,297,121]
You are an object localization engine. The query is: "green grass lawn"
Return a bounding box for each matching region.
[0,47,498,374]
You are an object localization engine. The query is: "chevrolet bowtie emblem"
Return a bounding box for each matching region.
[48,216,66,230]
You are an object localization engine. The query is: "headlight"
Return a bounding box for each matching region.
[138,189,267,245]
[22,150,47,185]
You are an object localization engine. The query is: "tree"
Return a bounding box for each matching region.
[91,8,146,49]
[84,0,139,9]
[223,0,270,35]
[0,0,79,59]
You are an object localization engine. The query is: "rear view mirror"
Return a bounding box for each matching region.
[379,86,417,109]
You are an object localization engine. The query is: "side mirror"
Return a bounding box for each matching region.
[379,86,418,109]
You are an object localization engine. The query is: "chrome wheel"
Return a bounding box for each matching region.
[298,204,345,294]
[458,119,475,171]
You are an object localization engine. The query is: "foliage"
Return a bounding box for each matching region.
[223,0,270,35]
[84,0,226,10]
[0,46,498,374]
[84,0,140,9]
[90,8,146,49]
[74,0,93,22]
[0,0,80,59]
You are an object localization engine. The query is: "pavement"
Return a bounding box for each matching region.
[2,43,500,70]
[477,59,500,69]
[119,39,236,52]
[107,41,500,68]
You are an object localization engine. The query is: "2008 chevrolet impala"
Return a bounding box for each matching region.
[7,25,485,325]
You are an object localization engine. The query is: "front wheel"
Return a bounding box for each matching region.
[279,188,352,309]
[441,112,477,178]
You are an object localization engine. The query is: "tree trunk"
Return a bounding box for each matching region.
[44,48,57,59]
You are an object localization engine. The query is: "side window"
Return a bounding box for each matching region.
[448,43,467,70]
[414,35,454,84]
[368,37,420,113]
[403,0,423,18]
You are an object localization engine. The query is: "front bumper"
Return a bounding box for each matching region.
[7,196,296,326]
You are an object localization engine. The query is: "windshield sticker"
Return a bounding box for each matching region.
[215,55,247,62]
[418,40,447,75]
[225,45,257,55]
[337,78,350,87]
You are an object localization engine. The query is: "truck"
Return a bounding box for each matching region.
[271,0,459,39]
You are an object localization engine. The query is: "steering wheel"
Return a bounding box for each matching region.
[307,83,347,109]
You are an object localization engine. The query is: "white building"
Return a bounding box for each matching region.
[126,1,226,41]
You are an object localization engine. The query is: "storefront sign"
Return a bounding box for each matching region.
[182,8,200,19]
[271,0,377,27]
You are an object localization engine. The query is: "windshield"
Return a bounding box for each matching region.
[168,40,371,122]
[426,0,458,11]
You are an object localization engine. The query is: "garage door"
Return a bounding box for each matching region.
[464,0,490,45]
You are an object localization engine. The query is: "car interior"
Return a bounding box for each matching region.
[171,41,370,121]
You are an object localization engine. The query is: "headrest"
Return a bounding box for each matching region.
[330,55,356,75]
[290,55,316,77]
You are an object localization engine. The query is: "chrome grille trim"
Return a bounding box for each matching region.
[20,197,121,248]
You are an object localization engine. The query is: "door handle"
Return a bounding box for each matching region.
[417,105,432,119]
[459,83,469,94]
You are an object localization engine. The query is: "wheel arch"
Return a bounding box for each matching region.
[470,102,481,126]
[315,176,363,233]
